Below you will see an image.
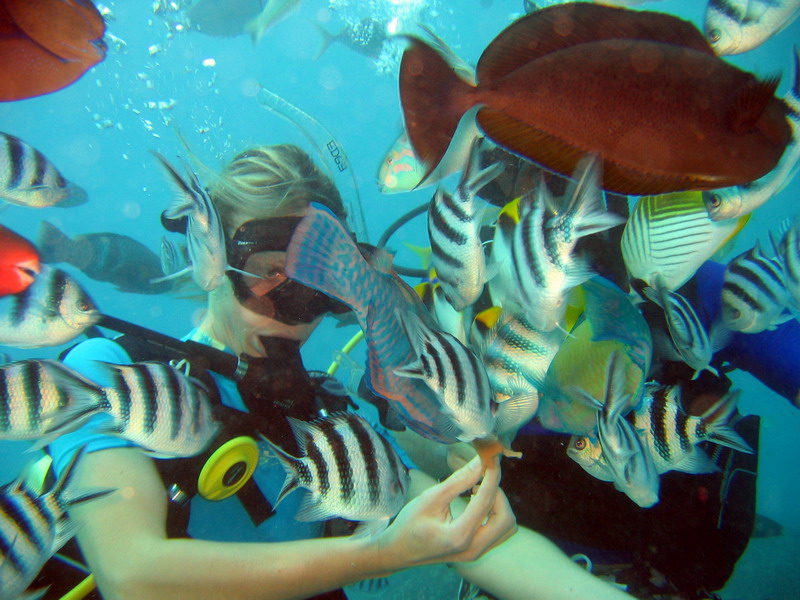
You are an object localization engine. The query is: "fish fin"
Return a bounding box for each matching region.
[672,447,719,475]
[478,108,698,195]
[417,24,477,85]
[393,307,428,359]
[476,3,713,83]
[284,203,365,312]
[562,155,626,238]
[50,446,113,508]
[295,492,334,522]
[569,385,604,411]
[743,0,771,22]
[728,75,783,137]
[700,391,754,454]
[18,588,49,600]
[36,220,74,264]
[352,519,391,539]
[152,152,204,220]
[393,362,426,380]
[259,434,303,507]
[462,136,505,194]
[494,391,539,434]
[477,108,586,192]
[32,364,105,442]
[709,318,733,353]
[150,265,192,284]
[58,183,88,207]
[286,417,317,456]
[312,21,336,61]
[399,36,475,179]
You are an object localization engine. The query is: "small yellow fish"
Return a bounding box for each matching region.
[621,191,749,291]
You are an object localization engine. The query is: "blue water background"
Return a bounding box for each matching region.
[1,0,799,596]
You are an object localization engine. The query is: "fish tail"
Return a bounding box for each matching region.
[50,446,114,508]
[399,36,475,181]
[36,220,74,264]
[312,21,336,61]
[566,156,626,238]
[702,390,754,454]
[260,435,303,507]
[284,203,373,315]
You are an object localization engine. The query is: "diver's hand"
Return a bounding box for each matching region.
[377,456,516,568]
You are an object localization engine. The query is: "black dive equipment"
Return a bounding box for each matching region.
[89,315,353,526]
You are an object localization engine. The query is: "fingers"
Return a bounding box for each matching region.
[449,486,517,563]
[428,455,484,505]
[446,442,477,472]
[468,486,517,555]
[452,457,501,532]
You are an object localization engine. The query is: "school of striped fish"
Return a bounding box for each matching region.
[2,1,800,592]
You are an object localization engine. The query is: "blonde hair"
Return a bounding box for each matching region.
[207,144,345,234]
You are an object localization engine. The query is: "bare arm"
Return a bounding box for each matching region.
[68,448,514,600]
[403,450,636,600]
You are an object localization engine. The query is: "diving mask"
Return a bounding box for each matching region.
[226,217,351,325]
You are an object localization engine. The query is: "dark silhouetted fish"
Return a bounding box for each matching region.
[186,0,263,38]
[37,221,173,295]
[314,17,387,60]
[399,2,791,195]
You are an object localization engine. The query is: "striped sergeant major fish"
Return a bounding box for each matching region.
[704,0,800,55]
[153,153,234,292]
[39,361,220,458]
[574,351,660,508]
[0,132,87,209]
[0,265,100,349]
[777,216,800,307]
[469,306,563,440]
[0,448,113,600]
[470,305,562,400]
[510,155,624,332]
[703,46,800,221]
[394,308,496,444]
[632,384,753,475]
[622,191,749,292]
[642,276,720,379]
[427,138,503,311]
[721,243,792,333]
[263,412,410,537]
[0,359,85,441]
[284,203,462,445]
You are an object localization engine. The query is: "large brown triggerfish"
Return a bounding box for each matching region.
[399,2,791,195]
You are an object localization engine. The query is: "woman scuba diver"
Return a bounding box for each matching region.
[43,144,633,600]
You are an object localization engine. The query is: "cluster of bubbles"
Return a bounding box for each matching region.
[328,0,452,74]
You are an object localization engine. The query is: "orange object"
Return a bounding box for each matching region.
[0,0,106,101]
[0,224,40,296]
[399,3,791,196]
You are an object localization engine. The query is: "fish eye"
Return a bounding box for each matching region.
[732,308,741,320]
[708,29,721,43]
[79,301,92,311]
[574,438,586,450]
[710,193,721,208]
